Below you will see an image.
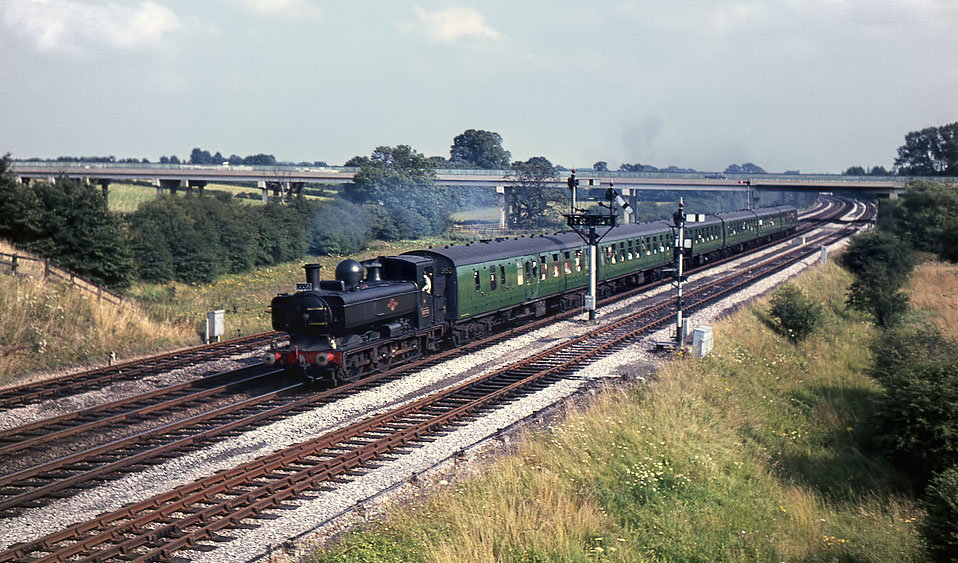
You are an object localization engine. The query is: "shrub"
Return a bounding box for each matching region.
[768,283,824,342]
[921,467,958,561]
[872,325,958,483]
[838,231,916,328]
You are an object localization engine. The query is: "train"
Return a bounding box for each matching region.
[267,205,798,384]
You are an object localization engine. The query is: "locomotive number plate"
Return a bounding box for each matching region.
[296,283,312,291]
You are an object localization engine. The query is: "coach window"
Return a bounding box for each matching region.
[531,261,538,280]
[575,250,582,272]
[490,266,497,290]
[540,256,548,280]
[525,261,533,283]
[500,265,507,287]
[564,252,572,274]
[517,261,524,285]
[474,269,480,291]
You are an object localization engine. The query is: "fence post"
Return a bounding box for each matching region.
[44,258,50,278]
[97,284,102,304]
[11,254,17,274]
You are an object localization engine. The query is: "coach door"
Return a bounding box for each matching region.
[418,265,438,326]
[523,257,541,305]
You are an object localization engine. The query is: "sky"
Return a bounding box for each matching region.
[1,0,956,173]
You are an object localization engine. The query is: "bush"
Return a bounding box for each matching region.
[768,283,824,342]
[921,467,958,561]
[0,161,135,289]
[872,324,958,483]
[838,231,916,328]
[128,195,307,284]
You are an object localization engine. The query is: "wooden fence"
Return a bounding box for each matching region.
[0,250,125,306]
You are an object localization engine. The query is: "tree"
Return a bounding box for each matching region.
[880,180,958,256]
[838,231,915,328]
[725,162,766,174]
[844,166,867,176]
[189,148,213,165]
[449,129,511,169]
[243,153,277,166]
[342,145,451,238]
[621,162,659,173]
[895,122,958,176]
[505,157,565,229]
[0,162,135,288]
[593,161,608,172]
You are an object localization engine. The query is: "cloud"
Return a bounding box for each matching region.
[412,6,501,42]
[243,0,322,21]
[0,0,185,53]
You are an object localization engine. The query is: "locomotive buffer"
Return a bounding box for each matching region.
[563,170,632,324]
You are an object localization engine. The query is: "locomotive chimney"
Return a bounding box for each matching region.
[303,263,321,289]
[363,260,383,283]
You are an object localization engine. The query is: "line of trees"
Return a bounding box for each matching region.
[835,177,958,558]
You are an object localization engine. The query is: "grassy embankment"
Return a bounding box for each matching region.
[310,259,948,562]
[0,236,454,384]
[0,240,188,383]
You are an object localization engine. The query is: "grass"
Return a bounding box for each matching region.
[908,261,958,333]
[0,242,192,383]
[106,182,333,213]
[1,236,453,384]
[450,207,500,223]
[310,260,931,562]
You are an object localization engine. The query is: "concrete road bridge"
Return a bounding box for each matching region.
[10,160,947,227]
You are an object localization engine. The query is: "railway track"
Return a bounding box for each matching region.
[0,198,842,417]
[0,199,857,519]
[0,332,285,411]
[0,201,866,562]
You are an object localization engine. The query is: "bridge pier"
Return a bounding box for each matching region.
[289,181,304,201]
[95,178,111,204]
[496,185,507,229]
[186,180,207,195]
[153,178,185,195]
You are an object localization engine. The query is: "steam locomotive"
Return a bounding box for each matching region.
[267,205,798,384]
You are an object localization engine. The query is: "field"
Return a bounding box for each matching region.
[310,259,949,562]
[105,182,335,213]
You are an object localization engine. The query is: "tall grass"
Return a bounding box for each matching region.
[908,261,958,332]
[312,261,927,562]
[0,271,191,384]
